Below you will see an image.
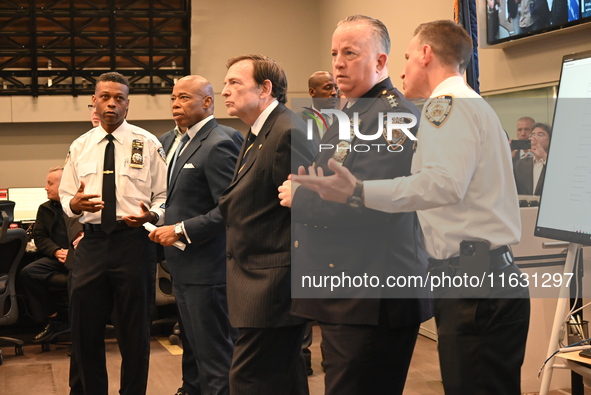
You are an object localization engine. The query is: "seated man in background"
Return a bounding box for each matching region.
[19,166,83,343]
[514,122,551,195]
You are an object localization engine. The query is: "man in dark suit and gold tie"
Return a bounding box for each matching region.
[218,54,315,395]
[149,75,241,395]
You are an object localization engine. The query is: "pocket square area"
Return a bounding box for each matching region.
[183,163,195,169]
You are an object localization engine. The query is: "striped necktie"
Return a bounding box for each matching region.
[169,133,190,183]
[239,131,256,173]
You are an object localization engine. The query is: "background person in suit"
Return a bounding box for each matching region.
[300,71,338,146]
[280,15,433,395]
[19,166,83,343]
[511,116,535,162]
[149,75,241,395]
[514,122,551,195]
[218,54,315,395]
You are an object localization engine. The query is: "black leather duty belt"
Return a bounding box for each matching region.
[428,245,513,272]
[83,220,130,233]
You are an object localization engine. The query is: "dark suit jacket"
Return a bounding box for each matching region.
[514,156,545,196]
[218,102,315,328]
[160,123,243,158]
[33,200,82,270]
[290,78,433,326]
[161,118,241,285]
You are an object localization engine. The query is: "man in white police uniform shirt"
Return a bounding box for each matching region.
[60,72,167,395]
[292,20,530,395]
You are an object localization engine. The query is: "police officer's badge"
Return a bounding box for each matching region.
[382,115,409,146]
[130,139,144,168]
[332,141,350,164]
[425,96,453,127]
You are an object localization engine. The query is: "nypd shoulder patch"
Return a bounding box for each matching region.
[157,147,167,163]
[425,96,453,127]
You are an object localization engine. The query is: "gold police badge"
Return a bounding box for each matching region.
[425,96,453,127]
[383,115,408,146]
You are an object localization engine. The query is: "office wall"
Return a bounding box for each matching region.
[2,0,590,188]
[477,2,591,94]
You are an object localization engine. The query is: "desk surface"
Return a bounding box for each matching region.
[558,350,591,365]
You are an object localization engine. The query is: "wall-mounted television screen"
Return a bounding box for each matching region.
[486,0,590,45]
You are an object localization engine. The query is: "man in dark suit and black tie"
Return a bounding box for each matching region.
[218,54,315,395]
[149,75,241,395]
[300,71,338,147]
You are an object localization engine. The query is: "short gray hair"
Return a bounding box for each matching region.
[337,15,390,55]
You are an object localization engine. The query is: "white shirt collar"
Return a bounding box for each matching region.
[97,120,129,144]
[173,125,184,138]
[251,100,278,136]
[186,115,214,140]
[431,76,468,97]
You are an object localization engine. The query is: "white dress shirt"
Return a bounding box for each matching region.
[251,100,278,136]
[166,126,185,164]
[364,76,521,259]
[60,120,167,225]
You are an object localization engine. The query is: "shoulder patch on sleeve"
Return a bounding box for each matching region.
[425,96,453,128]
[157,147,167,163]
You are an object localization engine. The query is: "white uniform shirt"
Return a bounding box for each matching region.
[60,120,167,225]
[364,76,521,259]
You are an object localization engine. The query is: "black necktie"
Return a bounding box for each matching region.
[102,134,116,234]
[169,133,190,183]
[239,131,256,173]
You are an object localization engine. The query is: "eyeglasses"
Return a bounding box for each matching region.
[529,132,547,138]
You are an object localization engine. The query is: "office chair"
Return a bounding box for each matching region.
[0,201,26,365]
[40,272,70,352]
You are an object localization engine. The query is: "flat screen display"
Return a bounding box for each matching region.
[8,187,47,222]
[486,0,589,45]
[535,49,591,245]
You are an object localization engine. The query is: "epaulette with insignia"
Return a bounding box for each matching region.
[380,89,399,108]
[425,96,453,127]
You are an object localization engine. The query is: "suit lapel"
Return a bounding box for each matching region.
[168,119,216,195]
[534,162,546,195]
[525,158,535,195]
[161,130,176,154]
[229,104,284,187]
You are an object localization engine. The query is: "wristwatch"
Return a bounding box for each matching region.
[174,222,184,237]
[347,180,364,208]
[150,211,159,225]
